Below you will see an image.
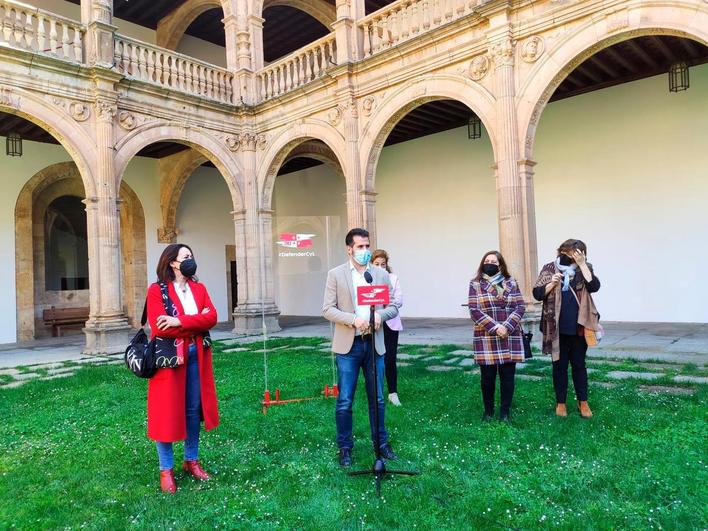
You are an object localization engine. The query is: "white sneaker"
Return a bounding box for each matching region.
[388,393,402,406]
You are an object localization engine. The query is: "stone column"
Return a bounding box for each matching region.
[490,32,528,295]
[518,158,540,301]
[232,135,281,335]
[333,0,365,64]
[224,13,253,105]
[360,190,377,243]
[340,96,364,232]
[81,0,115,67]
[83,90,132,354]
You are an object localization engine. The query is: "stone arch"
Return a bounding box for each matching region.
[0,88,97,197]
[118,182,148,328]
[157,0,223,51]
[259,120,347,210]
[253,0,335,27]
[14,163,147,339]
[518,2,708,159]
[158,149,209,242]
[360,74,498,191]
[114,122,245,213]
[284,141,344,177]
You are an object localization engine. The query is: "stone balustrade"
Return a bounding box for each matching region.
[0,0,84,63]
[113,35,235,105]
[256,33,337,103]
[359,0,483,58]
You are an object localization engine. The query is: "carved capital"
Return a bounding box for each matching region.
[96,99,117,122]
[157,226,178,244]
[491,38,516,68]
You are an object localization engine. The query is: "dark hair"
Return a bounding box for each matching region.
[345,228,370,247]
[557,239,587,256]
[156,243,194,283]
[371,249,391,273]
[475,250,510,280]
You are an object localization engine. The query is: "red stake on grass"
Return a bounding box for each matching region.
[261,384,339,414]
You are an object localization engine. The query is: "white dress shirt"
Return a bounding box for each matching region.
[173,281,198,316]
[350,260,372,333]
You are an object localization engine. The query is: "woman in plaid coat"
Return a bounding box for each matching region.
[468,251,526,421]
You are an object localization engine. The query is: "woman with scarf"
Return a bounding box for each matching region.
[146,243,219,493]
[468,251,526,422]
[533,239,600,418]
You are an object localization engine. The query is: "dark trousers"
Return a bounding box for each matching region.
[553,334,589,403]
[383,323,399,394]
[479,362,516,415]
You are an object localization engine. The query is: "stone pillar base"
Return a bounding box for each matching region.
[83,318,133,355]
[232,304,281,335]
[521,301,542,344]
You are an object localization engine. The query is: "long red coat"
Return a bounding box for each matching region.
[146,280,219,442]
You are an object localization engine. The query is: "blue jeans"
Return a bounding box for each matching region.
[156,344,201,470]
[335,336,388,450]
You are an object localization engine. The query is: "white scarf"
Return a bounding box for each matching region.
[555,257,577,292]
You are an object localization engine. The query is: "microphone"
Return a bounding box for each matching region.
[364,271,373,284]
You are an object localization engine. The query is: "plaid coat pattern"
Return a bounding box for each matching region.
[468,277,526,365]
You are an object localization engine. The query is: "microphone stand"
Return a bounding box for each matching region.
[348,299,418,496]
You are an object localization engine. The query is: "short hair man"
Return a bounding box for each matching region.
[322,228,400,467]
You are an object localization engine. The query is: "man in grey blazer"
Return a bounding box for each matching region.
[322,228,399,467]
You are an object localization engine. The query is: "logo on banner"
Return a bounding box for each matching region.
[277,232,316,257]
[357,285,390,306]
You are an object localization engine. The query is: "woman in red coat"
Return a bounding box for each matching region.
[147,243,219,493]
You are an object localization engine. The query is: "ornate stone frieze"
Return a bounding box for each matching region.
[327,106,343,126]
[118,111,137,130]
[0,86,20,108]
[70,102,91,121]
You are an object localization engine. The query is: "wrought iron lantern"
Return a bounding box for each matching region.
[467,115,482,140]
[6,132,22,157]
[669,62,689,92]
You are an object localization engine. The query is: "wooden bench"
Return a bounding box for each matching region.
[42,306,90,337]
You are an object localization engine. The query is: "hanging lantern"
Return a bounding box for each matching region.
[668,62,689,92]
[6,132,22,157]
[467,115,481,140]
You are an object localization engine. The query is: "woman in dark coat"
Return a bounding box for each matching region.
[468,251,526,422]
[147,243,219,493]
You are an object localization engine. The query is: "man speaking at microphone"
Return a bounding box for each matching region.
[323,228,399,467]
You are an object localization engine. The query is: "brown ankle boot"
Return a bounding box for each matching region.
[555,403,568,417]
[159,469,177,493]
[578,401,593,418]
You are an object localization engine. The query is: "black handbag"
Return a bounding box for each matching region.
[522,330,533,359]
[124,283,179,378]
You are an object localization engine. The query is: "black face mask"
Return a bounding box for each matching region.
[559,255,573,266]
[482,264,500,276]
[179,258,197,277]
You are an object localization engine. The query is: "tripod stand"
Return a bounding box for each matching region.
[348,304,418,496]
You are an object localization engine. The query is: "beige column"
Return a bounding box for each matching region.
[332,0,366,64]
[232,135,281,334]
[360,190,377,243]
[490,32,527,293]
[518,159,539,300]
[81,0,115,67]
[83,89,132,354]
[224,13,253,105]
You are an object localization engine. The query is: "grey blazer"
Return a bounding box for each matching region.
[322,262,399,355]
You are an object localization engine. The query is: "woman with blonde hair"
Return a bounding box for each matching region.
[371,249,404,406]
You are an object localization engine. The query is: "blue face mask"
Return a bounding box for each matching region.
[353,249,372,266]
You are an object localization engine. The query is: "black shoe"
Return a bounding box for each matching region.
[499,411,511,423]
[339,448,352,467]
[379,444,398,461]
[481,412,494,422]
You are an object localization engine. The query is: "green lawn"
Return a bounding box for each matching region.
[1,337,707,530]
